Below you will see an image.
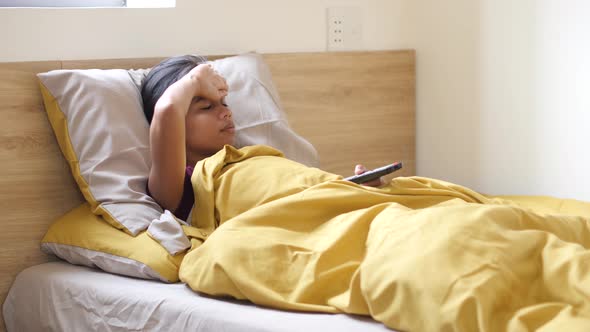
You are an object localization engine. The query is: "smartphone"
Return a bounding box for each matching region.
[344,162,403,184]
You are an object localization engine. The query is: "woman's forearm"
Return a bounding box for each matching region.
[148,77,200,211]
[147,64,228,212]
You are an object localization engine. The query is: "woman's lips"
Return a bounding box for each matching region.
[222,123,235,133]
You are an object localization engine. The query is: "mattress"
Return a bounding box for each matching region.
[3,262,394,332]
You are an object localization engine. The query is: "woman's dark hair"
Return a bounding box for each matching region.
[141,54,208,124]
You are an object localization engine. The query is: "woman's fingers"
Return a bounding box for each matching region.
[208,69,228,99]
[189,65,229,101]
[215,75,228,92]
[364,177,384,187]
[355,164,367,175]
[355,164,384,187]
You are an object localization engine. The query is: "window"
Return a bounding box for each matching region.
[127,0,173,7]
[0,0,175,8]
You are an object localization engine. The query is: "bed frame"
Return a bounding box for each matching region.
[0,50,415,330]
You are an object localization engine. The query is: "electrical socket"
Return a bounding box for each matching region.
[327,7,363,51]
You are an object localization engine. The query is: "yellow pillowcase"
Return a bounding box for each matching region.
[41,203,184,282]
[38,70,162,236]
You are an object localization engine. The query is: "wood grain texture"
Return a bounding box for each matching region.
[0,50,414,331]
[0,61,84,331]
[264,50,415,177]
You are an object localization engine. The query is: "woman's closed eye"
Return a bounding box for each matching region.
[191,97,212,110]
[203,102,228,110]
[192,97,227,111]
[195,100,212,110]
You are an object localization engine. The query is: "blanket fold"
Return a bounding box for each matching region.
[179,145,590,332]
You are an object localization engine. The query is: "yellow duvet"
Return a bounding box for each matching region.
[179,145,590,332]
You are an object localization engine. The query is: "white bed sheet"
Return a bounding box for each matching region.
[3,262,395,332]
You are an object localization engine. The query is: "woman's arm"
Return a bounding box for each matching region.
[148,65,228,211]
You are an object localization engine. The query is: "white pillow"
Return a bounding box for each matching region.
[210,53,319,168]
[38,52,318,237]
[130,53,320,167]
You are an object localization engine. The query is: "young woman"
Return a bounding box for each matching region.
[141,55,382,220]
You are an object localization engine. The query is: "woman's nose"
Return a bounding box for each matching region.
[219,105,232,119]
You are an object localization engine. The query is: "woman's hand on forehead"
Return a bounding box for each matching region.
[186,65,228,102]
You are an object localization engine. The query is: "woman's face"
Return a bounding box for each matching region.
[185,96,235,160]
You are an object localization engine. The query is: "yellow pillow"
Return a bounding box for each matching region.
[38,69,162,236]
[41,203,185,282]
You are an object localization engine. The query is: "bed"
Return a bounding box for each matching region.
[0,50,416,332]
[4,261,391,331]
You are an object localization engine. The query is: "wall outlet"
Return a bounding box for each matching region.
[327,7,363,51]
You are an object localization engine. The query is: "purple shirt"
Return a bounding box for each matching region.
[175,166,195,221]
[147,166,195,222]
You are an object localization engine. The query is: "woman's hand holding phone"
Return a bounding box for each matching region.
[346,162,403,187]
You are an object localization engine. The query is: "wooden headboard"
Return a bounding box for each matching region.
[0,50,415,329]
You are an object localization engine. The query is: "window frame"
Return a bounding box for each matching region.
[0,0,175,8]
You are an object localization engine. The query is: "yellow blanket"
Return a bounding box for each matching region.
[179,145,590,332]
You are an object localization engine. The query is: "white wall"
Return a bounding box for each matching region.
[0,0,410,61]
[408,0,590,201]
[2,0,589,201]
